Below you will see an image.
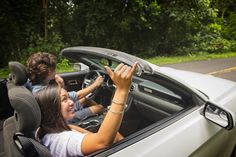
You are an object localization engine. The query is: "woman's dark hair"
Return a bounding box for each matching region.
[35,85,70,139]
[27,52,57,85]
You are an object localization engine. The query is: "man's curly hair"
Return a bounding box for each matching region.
[27,52,57,84]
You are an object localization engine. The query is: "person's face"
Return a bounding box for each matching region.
[60,88,75,121]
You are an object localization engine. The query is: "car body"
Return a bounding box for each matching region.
[1,46,235,157]
[58,46,236,157]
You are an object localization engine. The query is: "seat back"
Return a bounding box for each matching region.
[0,61,27,156]
[8,61,28,86]
[3,61,51,157]
[8,86,41,136]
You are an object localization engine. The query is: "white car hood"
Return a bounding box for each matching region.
[156,66,236,102]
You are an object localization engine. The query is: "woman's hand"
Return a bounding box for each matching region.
[105,62,138,91]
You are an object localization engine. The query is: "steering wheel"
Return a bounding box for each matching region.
[82,71,101,100]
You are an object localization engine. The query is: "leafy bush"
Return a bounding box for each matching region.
[57,58,74,73]
[190,22,234,53]
[223,13,236,40]
[20,32,66,64]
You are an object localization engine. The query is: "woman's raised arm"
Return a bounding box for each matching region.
[81,62,137,155]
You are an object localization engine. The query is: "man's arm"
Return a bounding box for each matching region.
[76,76,103,99]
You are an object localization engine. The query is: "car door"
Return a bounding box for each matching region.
[108,106,234,157]
[59,70,88,92]
[108,74,236,157]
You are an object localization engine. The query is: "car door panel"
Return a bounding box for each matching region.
[109,108,226,157]
[189,127,236,157]
[59,71,87,92]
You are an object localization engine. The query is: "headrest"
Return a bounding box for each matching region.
[8,61,27,86]
[8,86,41,136]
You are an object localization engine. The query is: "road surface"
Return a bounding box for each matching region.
[161,57,236,82]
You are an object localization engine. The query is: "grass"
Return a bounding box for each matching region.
[0,69,10,79]
[146,52,236,65]
[1,52,236,78]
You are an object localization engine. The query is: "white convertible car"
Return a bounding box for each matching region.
[1,46,236,157]
[59,47,236,157]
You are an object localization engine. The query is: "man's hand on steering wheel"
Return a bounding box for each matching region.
[93,76,104,88]
[82,71,104,100]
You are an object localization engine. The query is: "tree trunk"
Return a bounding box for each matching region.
[42,0,48,40]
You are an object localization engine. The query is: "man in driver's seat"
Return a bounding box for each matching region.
[26,52,104,122]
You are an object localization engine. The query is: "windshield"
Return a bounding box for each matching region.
[60,53,121,71]
[60,46,154,75]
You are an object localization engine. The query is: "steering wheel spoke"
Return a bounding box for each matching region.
[84,79,92,86]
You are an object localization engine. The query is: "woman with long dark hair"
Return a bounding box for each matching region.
[35,62,137,157]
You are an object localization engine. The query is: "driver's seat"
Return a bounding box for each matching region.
[3,61,51,157]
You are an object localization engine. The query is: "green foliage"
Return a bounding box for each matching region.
[0,0,42,67]
[0,68,10,79]
[20,32,65,64]
[155,0,219,55]
[191,20,236,53]
[0,0,236,66]
[223,13,236,40]
[58,0,161,56]
[57,58,74,73]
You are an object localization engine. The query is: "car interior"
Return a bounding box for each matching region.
[59,57,205,156]
[0,59,204,156]
[60,67,200,137]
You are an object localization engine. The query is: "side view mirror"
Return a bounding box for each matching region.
[204,102,234,130]
[73,63,89,71]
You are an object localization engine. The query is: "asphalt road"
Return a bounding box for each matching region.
[161,57,236,82]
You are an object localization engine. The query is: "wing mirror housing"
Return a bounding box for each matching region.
[73,63,89,71]
[203,102,234,130]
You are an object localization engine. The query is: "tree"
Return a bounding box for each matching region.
[42,0,49,40]
[0,0,236,68]
[0,0,42,67]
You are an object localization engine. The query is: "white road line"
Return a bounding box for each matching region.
[207,66,236,75]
